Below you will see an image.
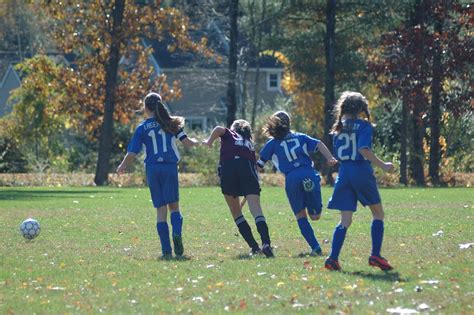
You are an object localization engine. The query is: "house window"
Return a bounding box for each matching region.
[267,72,281,91]
[185,116,207,131]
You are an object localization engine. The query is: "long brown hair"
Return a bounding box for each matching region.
[144,92,184,134]
[263,111,291,140]
[231,119,253,140]
[331,91,371,134]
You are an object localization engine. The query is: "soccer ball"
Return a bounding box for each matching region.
[20,218,41,240]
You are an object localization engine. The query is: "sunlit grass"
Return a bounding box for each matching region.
[0,186,473,314]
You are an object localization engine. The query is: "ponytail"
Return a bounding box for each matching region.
[144,92,184,134]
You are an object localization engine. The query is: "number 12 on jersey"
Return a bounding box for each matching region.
[337,133,357,160]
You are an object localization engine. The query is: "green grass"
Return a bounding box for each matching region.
[0,186,473,314]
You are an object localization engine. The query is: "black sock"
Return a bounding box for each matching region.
[235,215,260,251]
[255,215,271,245]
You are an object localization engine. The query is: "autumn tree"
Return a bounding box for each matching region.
[43,1,213,185]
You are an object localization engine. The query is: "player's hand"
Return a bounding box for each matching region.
[202,139,212,147]
[327,158,338,167]
[382,162,395,173]
[116,164,126,175]
[256,165,264,173]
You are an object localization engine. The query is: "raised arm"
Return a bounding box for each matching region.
[203,126,226,147]
[317,141,338,167]
[359,148,395,173]
[117,152,137,175]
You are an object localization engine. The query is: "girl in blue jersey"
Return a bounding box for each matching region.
[117,92,199,259]
[257,111,337,256]
[325,91,395,271]
[204,120,274,257]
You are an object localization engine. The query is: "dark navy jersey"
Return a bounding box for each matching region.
[220,128,256,163]
[127,118,187,164]
[332,119,372,163]
[258,132,320,175]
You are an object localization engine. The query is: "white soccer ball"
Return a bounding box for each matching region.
[20,218,41,240]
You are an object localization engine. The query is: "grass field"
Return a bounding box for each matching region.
[0,186,473,314]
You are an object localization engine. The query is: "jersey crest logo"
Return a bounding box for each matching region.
[302,178,314,192]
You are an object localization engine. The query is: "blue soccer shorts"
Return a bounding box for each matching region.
[327,162,381,212]
[145,163,179,208]
[285,167,322,216]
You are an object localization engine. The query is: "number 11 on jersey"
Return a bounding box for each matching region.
[148,129,168,154]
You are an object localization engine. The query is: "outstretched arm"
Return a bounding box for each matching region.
[317,142,338,167]
[181,137,200,149]
[359,148,395,173]
[117,152,137,175]
[203,126,226,147]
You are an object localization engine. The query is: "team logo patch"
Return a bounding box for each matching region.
[302,178,314,192]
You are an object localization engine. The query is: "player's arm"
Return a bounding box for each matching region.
[117,152,137,175]
[256,140,273,171]
[317,141,338,167]
[358,148,395,173]
[181,137,199,149]
[203,126,226,147]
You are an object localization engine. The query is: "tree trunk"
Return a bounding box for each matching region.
[409,110,425,186]
[250,0,266,129]
[226,0,239,128]
[400,100,408,185]
[428,1,444,186]
[94,0,125,186]
[323,0,336,184]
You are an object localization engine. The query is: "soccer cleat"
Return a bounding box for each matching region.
[309,247,323,257]
[160,253,173,260]
[369,255,393,271]
[324,257,342,271]
[250,247,262,256]
[172,234,184,256]
[261,243,274,258]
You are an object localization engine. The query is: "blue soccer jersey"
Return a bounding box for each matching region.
[332,119,372,162]
[258,132,320,175]
[328,119,381,211]
[127,118,187,164]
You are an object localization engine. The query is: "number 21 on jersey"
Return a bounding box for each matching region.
[148,129,167,154]
[337,133,357,160]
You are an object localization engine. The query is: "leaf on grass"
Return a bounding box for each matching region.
[459,243,474,249]
[276,282,285,287]
[239,299,247,310]
[192,296,204,302]
[303,260,313,271]
[257,272,267,276]
[176,287,183,291]
[417,303,430,311]
[394,288,404,293]
[386,307,419,314]
[206,264,215,269]
[432,230,443,237]
[420,280,439,284]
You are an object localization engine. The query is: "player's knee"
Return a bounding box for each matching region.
[309,214,321,221]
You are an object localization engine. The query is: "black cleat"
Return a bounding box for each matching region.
[173,234,184,256]
[261,243,274,258]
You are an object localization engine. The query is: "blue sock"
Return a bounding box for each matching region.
[170,211,183,236]
[156,222,172,255]
[329,224,347,260]
[371,220,384,257]
[297,217,320,250]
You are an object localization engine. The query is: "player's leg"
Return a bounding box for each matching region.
[247,194,273,257]
[295,209,323,256]
[156,205,172,258]
[325,211,352,270]
[368,203,393,270]
[169,202,184,256]
[225,194,260,254]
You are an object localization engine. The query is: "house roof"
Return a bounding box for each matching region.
[149,21,283,70]
[0,64,21,88]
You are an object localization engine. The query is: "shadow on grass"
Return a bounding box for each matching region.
[132,254,193,262]
[0,189,109,201]
[344,270,409,283]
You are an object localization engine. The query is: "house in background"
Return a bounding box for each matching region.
[0,64,21,117]
[149,23,285,131]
